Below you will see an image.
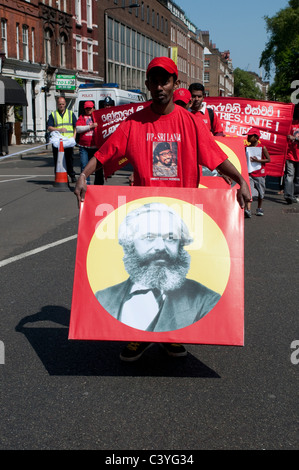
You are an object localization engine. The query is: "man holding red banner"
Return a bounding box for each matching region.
[74,56,250,361]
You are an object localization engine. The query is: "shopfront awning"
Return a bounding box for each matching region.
[0,76,28,106]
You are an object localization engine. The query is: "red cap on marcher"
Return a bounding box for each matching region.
[146,57,178,78]
[247,127,261,137]
[84,101,95,109]
[173,88,191,104]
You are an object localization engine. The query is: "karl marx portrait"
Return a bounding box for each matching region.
[95,202,220,332]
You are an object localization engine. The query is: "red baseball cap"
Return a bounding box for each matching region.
[173,88,191,104]
[84,101,95,109]
[146,57,178,78]
[247,127,261,137]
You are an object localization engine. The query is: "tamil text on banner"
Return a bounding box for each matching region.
[205,97,294,177]
[93,102,151,176]
[69,186,244,346]
[199,135,250,190]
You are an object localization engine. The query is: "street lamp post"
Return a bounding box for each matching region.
[104,3,140,83]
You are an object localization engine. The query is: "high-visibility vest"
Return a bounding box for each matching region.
[52,110,74,137]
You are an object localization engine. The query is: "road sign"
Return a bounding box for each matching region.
[56,74,76,90]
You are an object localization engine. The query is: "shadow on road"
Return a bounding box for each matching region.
[15,305,220,379]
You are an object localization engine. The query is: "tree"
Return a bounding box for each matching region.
[260,0,299,102]
[233,68,265,99]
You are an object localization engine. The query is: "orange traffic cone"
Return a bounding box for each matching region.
[50,139,71,192]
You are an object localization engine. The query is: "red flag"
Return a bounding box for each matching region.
[205,97,294,177]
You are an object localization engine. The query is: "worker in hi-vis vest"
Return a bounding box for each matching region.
[47,96,77,183]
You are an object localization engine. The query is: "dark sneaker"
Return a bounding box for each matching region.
[256,208,264,216]
[160,343,187,357]
[119,342,153,362]
[244,209,251,218]
[285,196,293,204]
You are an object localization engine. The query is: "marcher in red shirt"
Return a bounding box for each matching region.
[76,101,104,185]
[189,82,224,136]
[284,105,299,204]
[74,57,251,361]
[244,127,271,218]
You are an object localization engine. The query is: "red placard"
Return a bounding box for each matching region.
[205,97,294,177]
[69,186,244,346]
[199,135,250,190]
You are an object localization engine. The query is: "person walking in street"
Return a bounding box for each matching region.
[47,96,77,183]
[284,105,299,204]
[244,127,271,218]
[76,101,104,185]
[74,56,251,362]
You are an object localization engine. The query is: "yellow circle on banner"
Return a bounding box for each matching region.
[87,197,230,296]
[215,140,242,173]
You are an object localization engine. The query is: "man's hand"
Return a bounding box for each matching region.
[74,174,87,208]
[236,180,252,209]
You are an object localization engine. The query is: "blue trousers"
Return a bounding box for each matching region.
[79,146,104,185]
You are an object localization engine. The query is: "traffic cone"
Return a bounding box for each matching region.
[50,139,71,192]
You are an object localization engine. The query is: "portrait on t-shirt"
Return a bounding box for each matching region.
[152,142,178,178]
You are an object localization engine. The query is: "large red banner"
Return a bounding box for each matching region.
[205,97,294,177]
[69,186,244,346]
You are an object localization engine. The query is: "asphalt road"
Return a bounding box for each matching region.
[0,150,298,452]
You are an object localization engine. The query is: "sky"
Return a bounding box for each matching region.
[176,0,290,82]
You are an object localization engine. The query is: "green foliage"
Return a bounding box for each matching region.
[260,0,299,102]
[233,68,265,99]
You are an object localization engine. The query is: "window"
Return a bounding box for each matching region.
[204,71,210,83]
[87,40,93,70]
[31,28,35,63]
[60,33,67,67]
[75,0,81,24]
[44,28,52,64]
[76,36,82,69]
[1,19,7,56]
[86,0,92,28]
[16,23,20,60]
[22,25,29,61]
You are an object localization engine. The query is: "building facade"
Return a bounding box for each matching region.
[166,0,204,90]
[202,31,234,97]
[73,0,102,87]
[97,0,171,96]
[0,0,237,146]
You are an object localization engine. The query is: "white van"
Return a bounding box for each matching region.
[74,83,146,116]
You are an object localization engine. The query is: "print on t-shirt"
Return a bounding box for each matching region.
[153,141,178,178]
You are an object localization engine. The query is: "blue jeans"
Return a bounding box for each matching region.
[79,146,104,185]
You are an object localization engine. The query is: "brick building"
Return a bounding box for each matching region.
[0,0,237,145]
[202,31,234,97]
[98,0,171,95]
[166,0,204,90]
[73,0,102,87]
[0,0,45,143]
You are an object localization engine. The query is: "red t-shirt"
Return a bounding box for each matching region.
[191,107,223,135]
[76,114,97,148]
[286,121,299,162]
[95,104,227,188]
